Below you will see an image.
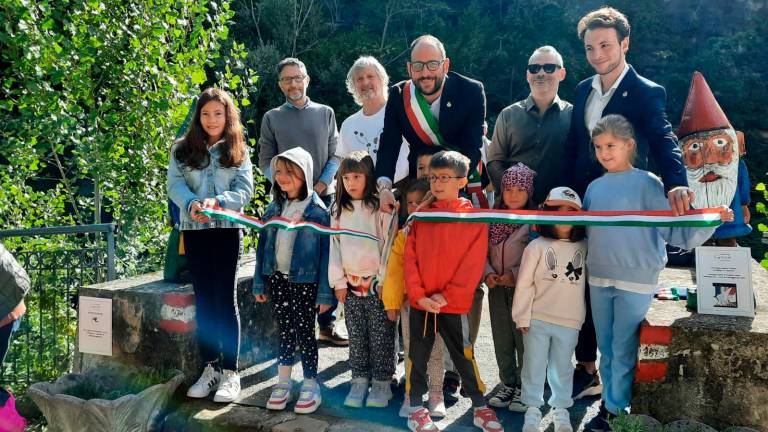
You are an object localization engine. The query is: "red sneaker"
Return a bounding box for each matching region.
[407,406,439,431]
[473,406,503,432]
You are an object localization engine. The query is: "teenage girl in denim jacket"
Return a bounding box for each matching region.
[167,88,253,403]
[253,146,332,415]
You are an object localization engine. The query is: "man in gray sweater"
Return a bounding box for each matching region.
[258,57,340,204]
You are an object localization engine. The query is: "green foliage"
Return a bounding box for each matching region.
[0,0,261,393]
[755,182,768,270]
[607,413,646,432]
[0,0,256,274]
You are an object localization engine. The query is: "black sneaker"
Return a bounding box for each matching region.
[488,385,526,412]
[572,364,602,399]
[585,403,617,432]
[443,372,460,403]
[318,326,349,346]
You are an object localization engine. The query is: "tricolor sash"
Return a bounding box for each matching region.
[403,80,488,207]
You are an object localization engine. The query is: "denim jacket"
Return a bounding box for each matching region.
[167,141,254,231]
[252,193,333,305]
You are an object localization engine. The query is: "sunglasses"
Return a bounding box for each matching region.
[526,63,561,74]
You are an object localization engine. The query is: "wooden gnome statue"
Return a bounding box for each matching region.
[677,71,751,247]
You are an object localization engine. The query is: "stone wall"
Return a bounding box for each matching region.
[76,256,280,384]
[633,261,768,429]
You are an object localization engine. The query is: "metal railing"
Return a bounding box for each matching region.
[0,223,116,390]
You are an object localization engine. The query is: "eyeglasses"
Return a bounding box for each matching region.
[410,60,445,72]
[526,63,561,74]
[428,174,463,183]
[279,75,306,84]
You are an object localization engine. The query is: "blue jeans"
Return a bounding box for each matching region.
[521,319,579,409]
[590,285,653,414]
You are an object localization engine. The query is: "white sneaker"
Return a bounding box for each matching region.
[523,406,542,432]
[266,381,292,410]
[399,396,412,418]
[294,379,321,414]
[186,364,221,398]
[427,392,446,418]
[366,379,393,408]
[213,369,241,403]
[553,407,573,432]
[343,377,369,408]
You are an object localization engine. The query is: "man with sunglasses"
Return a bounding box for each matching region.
[375,34,486,211]
[486,45,572,206]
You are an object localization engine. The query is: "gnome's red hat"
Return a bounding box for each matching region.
[677,71,731,139]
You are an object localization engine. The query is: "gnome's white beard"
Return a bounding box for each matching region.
[687,161,738,209]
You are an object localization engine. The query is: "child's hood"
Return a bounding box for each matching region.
[270,147,314,196]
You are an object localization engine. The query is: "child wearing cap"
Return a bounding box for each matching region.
[512,186,587,432]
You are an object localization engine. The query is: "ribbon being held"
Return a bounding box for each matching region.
[200,205,381,242]
[407,207,726,228]
[201,204,726,238]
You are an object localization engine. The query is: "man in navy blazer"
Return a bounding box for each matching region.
[565,7,696,431]
[564,9,693,211]
[375,35,486,203]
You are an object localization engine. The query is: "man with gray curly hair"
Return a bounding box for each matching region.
[339,56,409,183]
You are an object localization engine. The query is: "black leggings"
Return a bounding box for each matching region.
[184,228,242,371]
[267,273,319,378]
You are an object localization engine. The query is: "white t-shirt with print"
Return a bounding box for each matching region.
[339,106,410,183]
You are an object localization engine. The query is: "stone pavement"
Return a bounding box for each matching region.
[165,291,603,431]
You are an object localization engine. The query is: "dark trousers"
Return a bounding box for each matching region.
[267,273,319,378]
[0,319,17,367]
[408,308,486,407]
[345,295,395,381]
[184,228,242,371]
[0,318,18,405]
[575,282,598,363]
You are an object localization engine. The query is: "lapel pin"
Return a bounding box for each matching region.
[622,91,628,97]
[447,101,452,108]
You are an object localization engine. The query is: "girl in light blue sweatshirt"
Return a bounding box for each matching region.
[582,114,732,428]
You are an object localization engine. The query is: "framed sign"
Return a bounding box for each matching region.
[695,246,754,317]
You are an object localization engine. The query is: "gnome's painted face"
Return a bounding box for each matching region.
[681,127,738,209]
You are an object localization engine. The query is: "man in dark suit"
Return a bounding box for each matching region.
[375,34,486,209]
[564,7,695,431]
[373,35,490,420]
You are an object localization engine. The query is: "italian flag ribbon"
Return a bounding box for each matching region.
[404,81,485,197]
[201,206,381,242]
[408,207,724,227]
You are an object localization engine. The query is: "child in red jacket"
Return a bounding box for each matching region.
[403,151,501,432]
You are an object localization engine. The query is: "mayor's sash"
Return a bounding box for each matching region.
[403,80,488,207]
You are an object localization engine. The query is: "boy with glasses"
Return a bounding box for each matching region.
[403,151,502,432]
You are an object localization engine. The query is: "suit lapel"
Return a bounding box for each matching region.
[437,72,456,134]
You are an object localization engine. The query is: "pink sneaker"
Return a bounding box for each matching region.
[0,390,27,432]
